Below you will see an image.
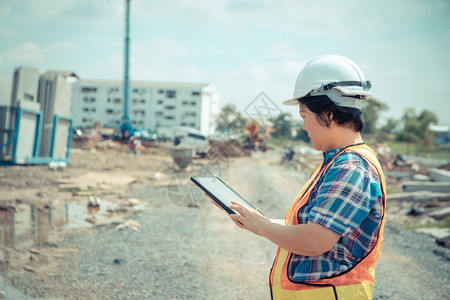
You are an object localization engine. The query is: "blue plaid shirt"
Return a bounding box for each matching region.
[288,146,384,283]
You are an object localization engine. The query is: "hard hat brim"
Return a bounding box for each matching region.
[282,98,300,106]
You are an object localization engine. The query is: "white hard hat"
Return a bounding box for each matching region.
[283,55,372,109]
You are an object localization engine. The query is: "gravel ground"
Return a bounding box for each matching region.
[1,149,449,299]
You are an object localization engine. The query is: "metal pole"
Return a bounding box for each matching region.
[121,0,131,138]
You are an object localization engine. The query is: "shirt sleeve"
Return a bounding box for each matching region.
[308,155,378,237]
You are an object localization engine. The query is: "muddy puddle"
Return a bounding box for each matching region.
[0,199,120,253]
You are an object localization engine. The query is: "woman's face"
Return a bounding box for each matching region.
[299,104,332,152]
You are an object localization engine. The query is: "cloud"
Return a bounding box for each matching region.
[0,43,44,71]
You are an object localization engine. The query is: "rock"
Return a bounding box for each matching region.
[436,236,450,248]
[429,207,450,220]
[126,198,141,207]
[0,290,5,299]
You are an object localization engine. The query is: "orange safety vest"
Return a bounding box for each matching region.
[269,144,386,300]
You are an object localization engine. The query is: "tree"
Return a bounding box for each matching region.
[396,108,439,150]
[361,98,389,134]
[271,113,293,138]
[377,117,399,142]
[215,104,247,134]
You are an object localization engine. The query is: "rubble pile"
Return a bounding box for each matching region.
[208,139,251,159]
[374,143,450,248]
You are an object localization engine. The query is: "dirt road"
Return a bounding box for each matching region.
[1,147,449,299]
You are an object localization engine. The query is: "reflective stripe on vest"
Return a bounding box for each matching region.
[269,144,386,300]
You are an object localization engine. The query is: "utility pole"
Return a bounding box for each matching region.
[121,0,132,139]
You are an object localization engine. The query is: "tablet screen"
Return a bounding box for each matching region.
[191,176,262,215]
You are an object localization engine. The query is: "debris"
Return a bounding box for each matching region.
[436,236,450,248]
[388,191,450,202]
[416,227,450,240]
[412,174,430,181]
[405,207,425,216]
[24,266,35,272]
[113,258,126,265]
[0,204,16,212]
[88,196,101,207]
[430,168,450,182]
[48,161,67,170]
[58,183,87,192]
[114,219,141,231]
[403,181,450,193]
[29,254,39,262]
[42,242,59,248]
[429,207,450,220]
[126,198,141,207]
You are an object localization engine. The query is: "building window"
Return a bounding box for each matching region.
[165,105,175,110]
[155,111,163,116]
[189,123,196,127]
[24,93,34,101]
[91,108,96,112]
[182,100,188,105]
[82,87,97,92]
[107,98,111,103]
[83,97,89,103]
[132,88,138,93]
[158,89,164,94]
[140,99,146,104]
[108,87,119,93]
[106,109,114,114]
[166,90,176,98]
[190,101,196,106]
[192,91,201,96]
[82,118,88,122]
[114,98,121,104]
[157,100,163,104]
[90,97,96,102]
[132,99,138,104]
[82,107,89,112]
[165,116,175,120]
[185,112,196,117]
[181,122,187,126]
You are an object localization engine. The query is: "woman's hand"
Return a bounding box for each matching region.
[229,201,270,236]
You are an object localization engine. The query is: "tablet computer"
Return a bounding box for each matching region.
[190,176,264,216]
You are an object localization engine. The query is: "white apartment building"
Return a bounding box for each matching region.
[71,80,219,137]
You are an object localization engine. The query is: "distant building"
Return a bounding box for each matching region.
[71,80,220,137]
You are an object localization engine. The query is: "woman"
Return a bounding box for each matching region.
[224,55,386,299]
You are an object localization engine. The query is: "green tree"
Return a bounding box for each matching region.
[215,104,247,134]
[377,117,399,142]
[396,108,438,150]
[361,98,389,134]
[271,112,293,138]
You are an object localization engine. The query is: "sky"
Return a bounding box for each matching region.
[0,0,449,126]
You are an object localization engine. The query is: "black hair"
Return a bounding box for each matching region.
[298,95,365,132]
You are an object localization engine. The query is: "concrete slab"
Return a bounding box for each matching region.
[430,168,450,183]
[403,181,450,193]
